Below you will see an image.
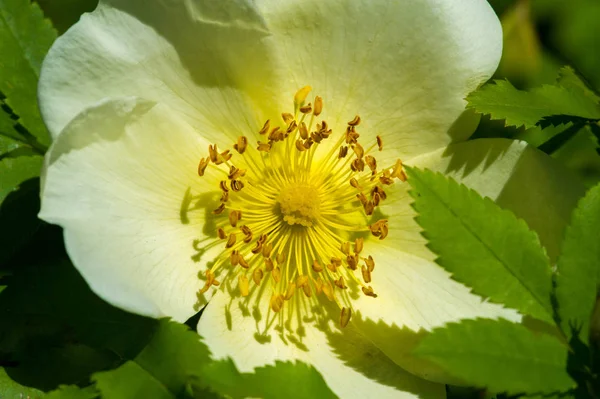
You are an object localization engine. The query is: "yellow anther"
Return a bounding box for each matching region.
[239,254,250,269]
[365,155,377,172]
[334,276,347,289]
[326,263,337,272]
[351,158,365,172]
[349,177,360,189]
[322,281,335,301]
[362,286,378,298]
[258,234,268,244]
[228,165,246,180]
[346,254,358,270]
[376,135,383,151]
[257,141,271,152]
[372,186,387,200]
[352,143,365,159]
[217,228,226,240]
[340,307,352,328]
[230,250,240,266]
[299,104,312,114]
[364,200,374,216]
[226,233,236,248]
[331,257,342,267]
[284,282,296,300]
[213,203,225,215]
[294,86,312,106]
[270,294,285,312]
[299,122,309,140]
[233,136,248,154]
[312,260,323,273]
[197,157,210,176]
[282,113,294,124]
[231,180,244,192]
[259,120,270,135]
[348,115,361,126]
[276,252,286,265]
[297,275,309,287]
[219,150,232,163]
[219,180,229,192]
[361,265,372,283]
[208,144,219,163]
[229,210,240,227]
[262,242,273,258]
[239,275,250,296]
[338,146,349,159]
[252,268,264,286]
[369,219,389,240]
[354,238,364,254]
[302,284,312,297]
[372,192,381,206]
[220,191,229,203]
[365,255,375,272]
[295,139,307,152]
[313,95,323,116]
[265,258,274,272]
[251,240,263,254]
[272,266,281,283]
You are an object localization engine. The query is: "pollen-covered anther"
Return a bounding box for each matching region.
[299,122,309,140]
[282,113,294,124]
[376,135,383,151]
[228,165,246,180]
[230,250,240,266]
[369,219,389,240]
[334,276,347,289]
[362,286,378,298]
[230,180,244,192]
[239,254,250,269]
[365,155,377,173]
[233,136,248,154]
[354,238,364,254]
[270,293,285,312]
[348,115,361,126]
[229,210,241,227]
[259,120,270,135]
[299,103,312,114]
[341,242,351,255]
[217,228,226,240]
[197,157,210,176]
[391,159,408,182]
[199,270,220,295]
[294,86,312,107]
[262,242,273,258]
[257,141,271,152]
[338,146,349,159]
[265,258,274,271]
[351,158,365,172]
[272,266,281,283]
[349,177,360,189]
[340,307,352,328]
[346,254,359,270]
[365,255,375,272]
[312,260,323,273]
[284,282,296,300]
[361,265,372,283]
[225,233,236,248]
[213,203,225,215]
[313,96,323,116]
[251,240,263,254]
[252,268,264,286]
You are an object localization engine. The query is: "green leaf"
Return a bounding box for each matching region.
[92,320,211,399]
[406,167,554,322]
[0,155,42,204]
[467,79,600,129]
[0,367,44,399]
[555,182,600,343]
[92,320,336,399]
[199,359,337,399]
[0,0,56,147]
[556,66,600,103]
[46,385,100,399]
[414,318,576,394]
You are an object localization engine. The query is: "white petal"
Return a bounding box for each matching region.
[38,0,279,141]
[40,97,221,321]
[198,290,444,399]
[253,0,502,158]
[351,138,585,382]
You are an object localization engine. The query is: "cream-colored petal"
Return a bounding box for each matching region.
[40,97,222,321]
[253,0,502,159]
[350,138,584,382]
[38,0,279,142]
[198,290,444,399]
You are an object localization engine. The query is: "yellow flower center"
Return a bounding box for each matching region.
[195,86,407,328]
[279,184,320,227]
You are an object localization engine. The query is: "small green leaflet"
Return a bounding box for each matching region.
[406,167,554,322]
[46,385,100,399]
[91,320,336,399]
[0,155,42,204]
[467,76,600,130]
[555,182,600,344]
[0,367,44,399]
[0,0,56,147]
[414,319,575,395]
